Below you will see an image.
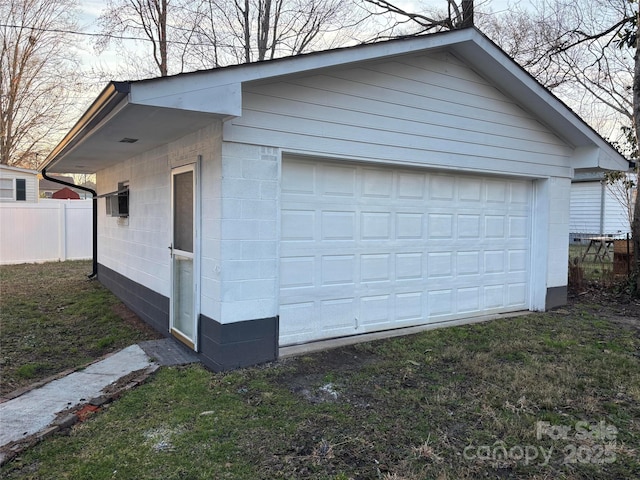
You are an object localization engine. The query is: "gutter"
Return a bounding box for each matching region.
[41,169,98,278]
[39,81,131,280]
[42,82,131,168]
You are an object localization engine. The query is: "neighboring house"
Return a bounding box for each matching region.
[0,165,38,203]
[52,186,81,200]
[569,171,638,239]
[41,28,628,371]
[39,175,85,198]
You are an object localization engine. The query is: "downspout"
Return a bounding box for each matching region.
[600,179,606,235]
[42,168,98,279]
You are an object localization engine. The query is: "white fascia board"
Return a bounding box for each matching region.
[128,29,477,115]
[571,146,628,172]
[136,29,476,90]
[571,147,601,170]
[597,148,629,171]
[130,80,242,116]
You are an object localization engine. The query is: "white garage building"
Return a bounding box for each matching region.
[41,28,627,370]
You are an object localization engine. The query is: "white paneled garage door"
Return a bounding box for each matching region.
[279,157,532,346]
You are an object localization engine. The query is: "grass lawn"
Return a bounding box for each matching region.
[1,262,639,479]
[0,260,161,396]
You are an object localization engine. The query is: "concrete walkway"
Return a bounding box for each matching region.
[0,338,202,465]
[0,345,155,450]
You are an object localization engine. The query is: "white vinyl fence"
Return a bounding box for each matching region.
[0,199,92,265]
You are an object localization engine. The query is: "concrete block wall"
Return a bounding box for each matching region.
[98,122,222,301]
[219,142,279,323]
[192,122,223,322]
[98,145,171,297]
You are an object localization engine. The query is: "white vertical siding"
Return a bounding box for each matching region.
[569,181,602,234]
[224,51,573,179]
[569,175,636,236]
[603,174,636,235]
[0,168,38,203]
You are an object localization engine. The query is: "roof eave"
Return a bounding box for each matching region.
[41,82,131,172]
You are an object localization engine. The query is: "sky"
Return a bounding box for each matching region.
[71,0,627,143]
[73,0,534,79]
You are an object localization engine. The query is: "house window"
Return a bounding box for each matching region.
[117,181,129,217]
[0,178,26,200]
[16,179,26,201]
[0,178,13,200]
[105,181,129,217]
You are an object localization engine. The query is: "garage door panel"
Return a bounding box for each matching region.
[321,211,356,240]
[483,285,505,309]
[280,256,315,288]
[430,175,456,200]
[457,287,481,313]
[281,209,315,241]
[321,165,356,197]
[509,216,529,238]
[320,254,356,286]
[279,158,532,346]
[485,180,508,203]
[396,252,424,280]
[457,214,481,238]
[507,283,528,306]
[360,294,392,326]
[280,302,315,337]
[281,161,316,195]
[427,289,454,317]
[427,252,454,278]
[396,213,424,239]
[508,249,528,272]
[362,168,394,198]
[458,177,483,201]
[397,173,426,199]
[320,298,357,332]
[361,253,392,283]
[395,292,423,322]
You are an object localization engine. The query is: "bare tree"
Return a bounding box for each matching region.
[195,0,360,64]
[96,0,202,77]
[605,170,637,234]
[96,0,368,74]
[521,0,638,292]
[360,0,640,292]
[0,0,80,168]
[483,1,633,142]
[360,0,476,41]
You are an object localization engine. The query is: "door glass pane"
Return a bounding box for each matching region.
[173,171,193,252]
[173,254,194,339]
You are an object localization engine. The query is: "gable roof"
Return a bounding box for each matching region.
[42,27,627,174]
[51,186,81,199]
[39,175,75,191]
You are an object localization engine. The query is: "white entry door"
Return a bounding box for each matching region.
[170,163,199,350]
[279,157,532,346]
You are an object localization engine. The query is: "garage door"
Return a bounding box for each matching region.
[279,158,532,346]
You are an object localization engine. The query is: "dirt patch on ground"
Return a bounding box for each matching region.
[277,346,382,405]
[566,286,640,333]
[111,303,163,339]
